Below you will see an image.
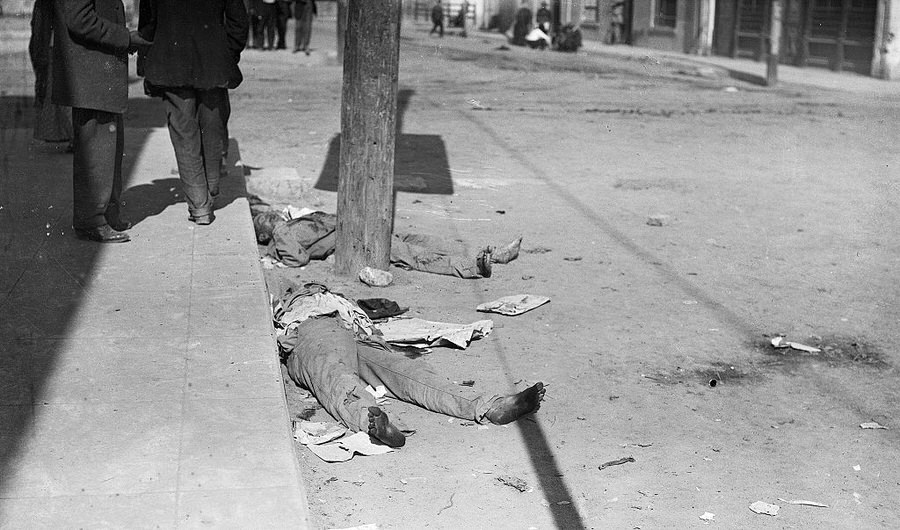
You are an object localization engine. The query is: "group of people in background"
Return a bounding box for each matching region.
[248,0,317,54]
[429,0,472,38]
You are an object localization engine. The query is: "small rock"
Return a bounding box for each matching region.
[646,215,670,227]
[359,266,393,287]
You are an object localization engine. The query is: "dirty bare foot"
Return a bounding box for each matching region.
[477,248,493,278]
[485,382,545,425]
[367,406,406,447]
[491,236,523,264]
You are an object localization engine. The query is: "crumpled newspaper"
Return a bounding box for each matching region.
[306,432,396,463]
[476,294,550,316]
[375,317,493,349]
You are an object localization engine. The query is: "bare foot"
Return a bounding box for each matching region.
[491,236,523,264]
[367,406,406,447]
[476,248,493,278]
[485,382,545,425]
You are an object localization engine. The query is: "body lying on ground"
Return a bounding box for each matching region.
[253,207,522,278]
[279,317,545,447]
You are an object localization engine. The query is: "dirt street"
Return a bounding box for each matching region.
[4,13,900,530]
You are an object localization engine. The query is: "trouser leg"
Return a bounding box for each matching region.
[196,88,229,198]
[302,18,312,49]
[71,107,123,230]
[390,233,482,278]
[162,88,213,218]
[356,341,499,422]
[286,318,376,432]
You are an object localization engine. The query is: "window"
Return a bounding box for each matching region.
[655,0,677,27]
[583,0,602,23]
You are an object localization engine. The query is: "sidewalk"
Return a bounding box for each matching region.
[444,20,899,95]
[0,120,309,527]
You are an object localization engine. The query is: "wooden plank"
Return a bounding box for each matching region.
[334,0,402,275]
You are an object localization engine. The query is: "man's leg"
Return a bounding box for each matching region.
[286,318,405,447]
[390,233,490,278]
[162,88,214,221]
[71,108,120,230]
[356,340,544,424]
[197,88,229,199]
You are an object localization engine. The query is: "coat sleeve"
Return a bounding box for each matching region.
[225,0,250,60]
[62,0,131,53]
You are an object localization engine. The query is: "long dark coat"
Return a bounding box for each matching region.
[138,0,249,91]
[51,0,131,113]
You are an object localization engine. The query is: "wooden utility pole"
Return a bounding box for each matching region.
[334,0,401,275]
[766,0,783,85]
[336,0,348,63]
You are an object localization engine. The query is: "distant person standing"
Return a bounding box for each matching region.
[458,0,471,38]
[259,0,277,49]
[429,0,444,37]
[52,0,151,242]
[535,1,552,35]
[512,0,532,46]
[30,0,73,146]
[606,0,625,44]
[139,0,249,226]
[293,0,316,54]
[274,0,292,50]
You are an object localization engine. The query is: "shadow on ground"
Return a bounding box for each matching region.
[314,89,454,196]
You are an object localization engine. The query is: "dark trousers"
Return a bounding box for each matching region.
[71,107,124,230]
[259,2,277,49]
[275,1,292,49]
[162,87,230,219]
[294,2,315,51]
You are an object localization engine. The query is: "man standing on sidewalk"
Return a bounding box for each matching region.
[52,0,151,243]
[138,0,248,226]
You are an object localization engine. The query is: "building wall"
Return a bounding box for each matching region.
[873,0,900,78]
[630,0,690,51]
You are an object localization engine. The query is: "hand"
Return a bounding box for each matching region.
[128,30,153,54]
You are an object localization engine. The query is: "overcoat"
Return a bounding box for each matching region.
[138,0,249,91]
[51,0,131,113]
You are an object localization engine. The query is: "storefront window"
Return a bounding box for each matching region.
[655,0,677,27]
[583,0,602,22]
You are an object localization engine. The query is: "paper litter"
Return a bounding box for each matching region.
[476,294,550,316]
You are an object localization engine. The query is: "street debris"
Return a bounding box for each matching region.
[496,475,530,492]
[328,523,379,530]
[476,294,550,316]
[293,421,348,446]
[777,498,829,508]
[563,256,582,261]
[523,246,552,254]
[770,336,821,353]
[359,266,393,287]
[860,422,888,430]
[698,512,715,522]
[749,501,780,516]
[646,214,670,226]
[853,464,861,471]
[306,432,396,463]
[598,456,635,470]
[365,385,388,405]
[374,317,493,349]
[356,298,408,320]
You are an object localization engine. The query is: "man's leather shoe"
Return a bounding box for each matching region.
[75,224,131,243]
